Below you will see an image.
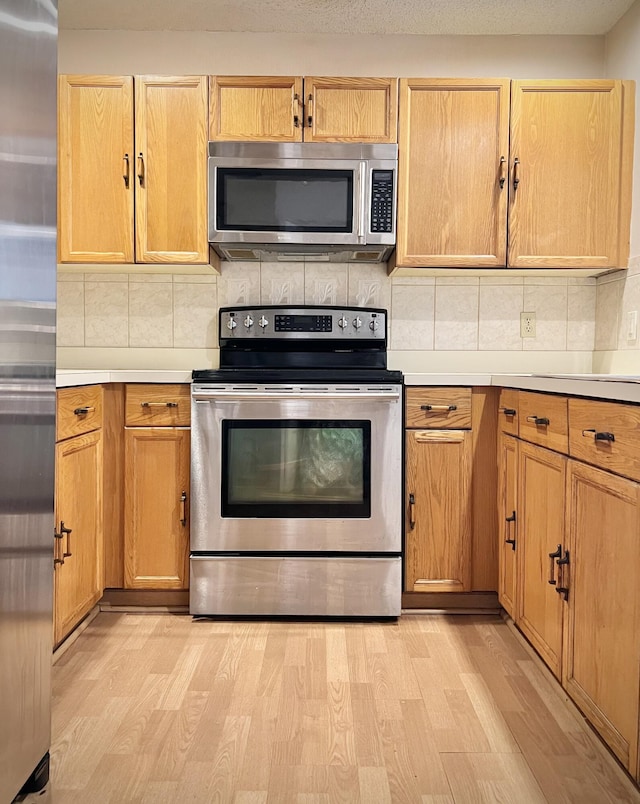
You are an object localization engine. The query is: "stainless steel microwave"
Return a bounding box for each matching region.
[208,142,398,262]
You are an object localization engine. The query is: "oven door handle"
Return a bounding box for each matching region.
[192,390,401,402]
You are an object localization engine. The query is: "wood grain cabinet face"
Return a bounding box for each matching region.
[518,391,568,454]
[58,75,134,263]
[54,430,103,646]
[405,387,472,429]
[568,397,640,482]
[209,76,398,143]
[58,74,209,264]
[123,383,191,590]
[516,441,566,680]
[498,389,518,436]
[508,80,633,270]
[564,460,640,775]
[124,428,190,589]
[393,78,633,272]
[405,428,472,593]
[395,78,510,269]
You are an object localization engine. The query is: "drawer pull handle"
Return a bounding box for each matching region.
[421,404,457,412]
[180,491,187,526]
[141,401,178,408]
[500,407,516,416]
[408,493,416,531]
[505,510,516,550]
[526,415,549,426]
[548,544,562,586]
[73,406,94,415]
[582,429,616,443]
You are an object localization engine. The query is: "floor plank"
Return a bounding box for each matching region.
[20,612,640,803]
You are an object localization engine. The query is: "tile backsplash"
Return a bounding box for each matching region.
[57,262,597,361]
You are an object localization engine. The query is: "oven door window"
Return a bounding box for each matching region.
[216,168,354,233]
[221,420,371,518]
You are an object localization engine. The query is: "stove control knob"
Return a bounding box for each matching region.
[369,319,379,332]
[258,315,269,328]
[244,315,254,329]
[353,316,362,330]
[338,315,349,329]
[226,318,237,331]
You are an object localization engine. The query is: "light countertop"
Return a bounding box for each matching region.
[56,370,191,388]
[56,369,640,404]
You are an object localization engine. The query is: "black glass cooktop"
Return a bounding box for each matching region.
[192,368,404,385]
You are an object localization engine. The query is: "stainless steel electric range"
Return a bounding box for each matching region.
[190,305,403,617]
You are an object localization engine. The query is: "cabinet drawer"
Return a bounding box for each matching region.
[56,385,103,441]
[498,389,519,435]
[569,398,640,482]
[518,392,568,454]
[125,384,191,426]
[405,387,472,429]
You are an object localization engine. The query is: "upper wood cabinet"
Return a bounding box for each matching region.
[395,78,510,269]
[509,80,633,270]
[392,78,634,272]
[209,76,398,142]
[58,74,209,264]
[58,76,134,263]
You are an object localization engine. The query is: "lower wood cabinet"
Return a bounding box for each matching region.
[405,428,472,592]
[497,432,517,617]
[517,441,566,680]
[564,460,640,776]
[124,427,190,589]
[498,388,640,780]
[54,429,103,646]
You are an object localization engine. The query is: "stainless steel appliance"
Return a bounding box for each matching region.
[191,305,403,617]
[0,1,57,801]
[208,142,397,262]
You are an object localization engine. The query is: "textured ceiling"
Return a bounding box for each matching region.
[59,0,637,36]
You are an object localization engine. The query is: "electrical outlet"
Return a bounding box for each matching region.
[627,310,638,342]
[520,312,536,338]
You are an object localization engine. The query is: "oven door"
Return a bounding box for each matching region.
[191,385,402,553]
[209,157,366,246]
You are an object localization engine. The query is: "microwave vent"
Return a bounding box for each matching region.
[220,247,260,261]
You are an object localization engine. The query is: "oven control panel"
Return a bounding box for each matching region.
[219,306,386,340]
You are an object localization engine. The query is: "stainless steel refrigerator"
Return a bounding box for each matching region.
[0,1,57,801]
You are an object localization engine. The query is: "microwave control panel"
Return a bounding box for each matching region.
[220,306,386,340]
[370,170,394,234]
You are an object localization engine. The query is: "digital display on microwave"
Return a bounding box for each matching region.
[216,168,354,233]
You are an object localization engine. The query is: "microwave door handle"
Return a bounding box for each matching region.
[357,161,367,243]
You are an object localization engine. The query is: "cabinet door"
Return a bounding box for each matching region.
[517,441,565,679]
[564,461,640,775]
[498,433,518,617]
[405,430,472,592]
[135,76,209,263]
[508,80,633,269]
[303,77,397,143]
[54,431,103,646]
[58,75,134,263]
[395,78,510,268]
[209,76,303,142]
[124,428,190,589]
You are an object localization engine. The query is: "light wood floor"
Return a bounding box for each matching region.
[30,612,640,803]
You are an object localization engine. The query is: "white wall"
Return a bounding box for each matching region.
[58,30,603,78]
[57,29,604,373]
[593,0,640,372]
